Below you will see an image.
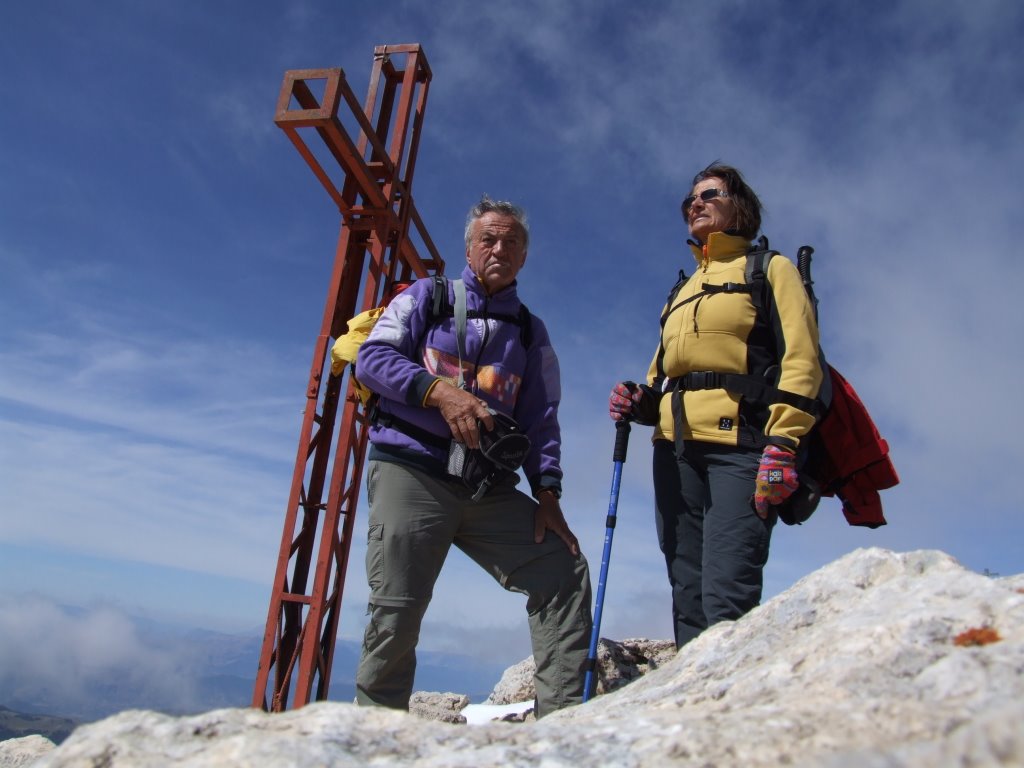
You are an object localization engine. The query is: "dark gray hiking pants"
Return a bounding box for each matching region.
[653,439,776,648]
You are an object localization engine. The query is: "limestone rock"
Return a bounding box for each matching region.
[408,692,469,724]
[0,735,55,767]
[483,657,535,706]
[486,637,676,705]
[22,549,1024,767]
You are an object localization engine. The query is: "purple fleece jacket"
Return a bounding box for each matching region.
[355,265,563,495]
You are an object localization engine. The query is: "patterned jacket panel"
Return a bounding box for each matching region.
[355,264,563,491]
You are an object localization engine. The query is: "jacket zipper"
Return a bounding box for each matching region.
[470,296,492,394]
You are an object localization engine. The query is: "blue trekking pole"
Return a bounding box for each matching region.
[583,418,631,702]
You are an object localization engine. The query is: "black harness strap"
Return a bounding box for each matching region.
[429,277,533,348]
[676,370,823,417]
[373,276,534,449]
[654,268,689,387]
[664,241,825,437]
[371,407,451,450]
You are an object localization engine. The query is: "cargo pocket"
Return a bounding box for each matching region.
[366,523,385,595]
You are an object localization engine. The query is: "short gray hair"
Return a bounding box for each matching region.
[464,195,530,250]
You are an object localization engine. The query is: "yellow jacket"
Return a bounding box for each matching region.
[649,232,822,449]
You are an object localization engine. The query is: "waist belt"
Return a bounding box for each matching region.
[673,370,822,417]
[371,407,451,450]
[372,405,529,502]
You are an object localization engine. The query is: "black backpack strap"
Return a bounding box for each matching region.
[461,306,532,348]
[663,269,689,316]
[667,240,824,424]
[374,275,534,451]
[658,269,693,330]
[371,408,451,450]
[655,268,689,385]
[518,304,533,348]
[663,263,762,332]
[796,245,819,325]
[409,274,450,356]
[675,370,823,417]
[744,245,775,316]
[430,274,450,318]
[429,276,533,349]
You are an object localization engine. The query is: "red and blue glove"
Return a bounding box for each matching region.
[609,381,662,425]
[609,382,641,421]
[753,445,799,518]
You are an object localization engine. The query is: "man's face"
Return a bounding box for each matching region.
[466,212,527,294]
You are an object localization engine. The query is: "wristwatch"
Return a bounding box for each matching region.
[537,487,561,500]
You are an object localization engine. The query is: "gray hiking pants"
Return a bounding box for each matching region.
[354,460,592,718]
[653,439,776,648]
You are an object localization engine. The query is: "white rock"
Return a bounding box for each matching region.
[0,735,55,767]
[24,548,1024,767]
[486,637,676,704]
[408,691,470,724]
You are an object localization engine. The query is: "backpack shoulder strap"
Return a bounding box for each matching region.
[748,244,833,421]
[744,245,777,323]
[662,269,689,320]
[429,274,533,350]
[517,303,533,349]
[430,274,450,318]
[417,275,451,364]
[453,279,467,389]
[654,268,690,385]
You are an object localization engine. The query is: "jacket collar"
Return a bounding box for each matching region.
[687,231,752,271]
[461,265,520,303]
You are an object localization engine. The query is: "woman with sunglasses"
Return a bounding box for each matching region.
[608,162,824,648]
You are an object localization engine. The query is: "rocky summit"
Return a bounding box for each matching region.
[6,547,1023,767]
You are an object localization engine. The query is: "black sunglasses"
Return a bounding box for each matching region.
[681,188,729,216]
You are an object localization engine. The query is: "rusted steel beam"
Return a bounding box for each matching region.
[254,44,443,712]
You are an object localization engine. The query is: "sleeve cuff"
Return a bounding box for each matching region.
[413,374,441,407]
[531,477,563,499]
[766,435,798,452]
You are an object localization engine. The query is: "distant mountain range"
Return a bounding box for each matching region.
[0,705,77,744]
[1,608,510,739]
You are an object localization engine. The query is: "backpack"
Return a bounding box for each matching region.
[659,237,898,528]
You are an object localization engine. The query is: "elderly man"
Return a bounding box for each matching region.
[353,195,592,717]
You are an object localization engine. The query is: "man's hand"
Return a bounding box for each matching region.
[534,492,580,556]
[426,380,493,449]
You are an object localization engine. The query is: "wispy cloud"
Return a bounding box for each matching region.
[0,595,214,720]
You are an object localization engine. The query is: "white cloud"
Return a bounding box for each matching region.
[0,596,204,719]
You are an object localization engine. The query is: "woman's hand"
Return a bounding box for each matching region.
[609,382,641,421]
[753,445,799,518]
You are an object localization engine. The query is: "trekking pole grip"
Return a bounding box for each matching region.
[612,420,631,463]
[797,245,814,286]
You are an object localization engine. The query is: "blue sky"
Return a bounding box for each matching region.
[2,0,1023,711]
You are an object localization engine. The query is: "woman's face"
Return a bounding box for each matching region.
[685,176,737,243]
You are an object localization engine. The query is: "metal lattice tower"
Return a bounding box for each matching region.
[253,44,443,712]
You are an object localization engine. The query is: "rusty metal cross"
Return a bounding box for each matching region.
[253,44,442,712]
